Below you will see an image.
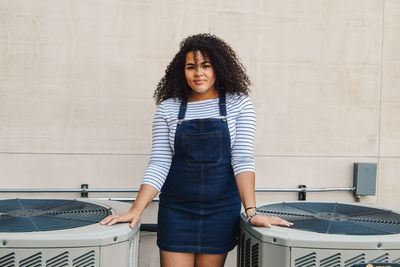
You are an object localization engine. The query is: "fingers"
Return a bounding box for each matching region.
[100,215,119,226]
[100,216,111,225]
[107,218,119,226]
[272,217,293,227]
[250,215,294,228]
[130,217,139,228]
[100,212,139,227]
[263,221,272,228]
[100,214,126,226]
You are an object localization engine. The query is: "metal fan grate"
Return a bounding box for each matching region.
[258,202,400,235]
[0,199,111,232]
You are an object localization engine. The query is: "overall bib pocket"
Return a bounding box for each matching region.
[183,132,223,166]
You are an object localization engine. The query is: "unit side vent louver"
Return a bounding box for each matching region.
[258,202,400,235]
[320,253,341,267]
[295,252,316,267]
[239,233,245,267]
[46,252,68,267]
[251,243,259,267]
[245,238,250,266]
[370,253,389,263]
[0,252,15,267]
[20,252,42,267]
[73,250,95,267]
[237,233,259,267]
[394,257,400,263]
[0,199,111,232]
[344,253,365,267]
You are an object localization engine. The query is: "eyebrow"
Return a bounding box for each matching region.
[185,61,211,66]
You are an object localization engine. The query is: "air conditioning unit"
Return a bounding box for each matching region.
[238,202,400,267]
[0,198,139,267]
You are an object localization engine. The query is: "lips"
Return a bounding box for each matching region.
[194,80,206,85]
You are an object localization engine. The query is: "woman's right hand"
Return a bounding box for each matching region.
[100,184,158,229]
[100,210,140,228]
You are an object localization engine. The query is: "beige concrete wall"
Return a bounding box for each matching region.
[1,0,399,266]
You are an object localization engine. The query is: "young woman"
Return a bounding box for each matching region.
[101,33,292,267]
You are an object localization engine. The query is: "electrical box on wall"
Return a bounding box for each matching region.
[353,162,377,196]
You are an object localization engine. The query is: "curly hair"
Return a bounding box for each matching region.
[153,33,251,105]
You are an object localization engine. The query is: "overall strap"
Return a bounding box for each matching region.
[178,98,188,120]
[218,91,227,117]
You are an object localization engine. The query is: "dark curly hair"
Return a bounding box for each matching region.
[154,33,251,104]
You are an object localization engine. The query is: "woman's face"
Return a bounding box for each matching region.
[184,51,217,99]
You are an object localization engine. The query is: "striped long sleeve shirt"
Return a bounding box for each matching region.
[141,93,256,192]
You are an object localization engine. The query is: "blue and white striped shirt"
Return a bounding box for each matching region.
[141,93,256,192]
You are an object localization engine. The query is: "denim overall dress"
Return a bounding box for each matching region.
[157,92,241,254]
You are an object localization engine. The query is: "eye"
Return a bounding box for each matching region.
[202,64,211,69]
[186,66,195,70]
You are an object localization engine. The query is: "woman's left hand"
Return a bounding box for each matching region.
[249,214,293,228]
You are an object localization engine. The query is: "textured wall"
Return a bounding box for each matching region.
[0,0,399,266]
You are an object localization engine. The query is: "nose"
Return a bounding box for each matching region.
[194,67,203,77]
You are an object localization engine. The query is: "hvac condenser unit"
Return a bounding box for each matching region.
[0,198,139,267]
[238,202,400,267]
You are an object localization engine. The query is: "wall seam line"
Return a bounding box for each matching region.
[377,0,386,205]
[2,152,400,159]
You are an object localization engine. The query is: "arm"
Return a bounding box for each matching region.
[235,171,256,211]
[235,171,292,227]
[101,103,173,227]
[232,96,292,227]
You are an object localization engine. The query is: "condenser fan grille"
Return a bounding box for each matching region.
[0,199,111,232]
[258,202,400,235]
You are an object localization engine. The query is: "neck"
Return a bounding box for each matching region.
[188,89,218,102]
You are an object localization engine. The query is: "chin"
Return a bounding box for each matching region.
[192,89,209,94]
